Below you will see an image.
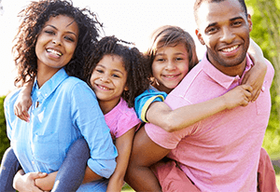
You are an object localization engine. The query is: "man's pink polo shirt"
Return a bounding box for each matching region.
[145,53,274,192]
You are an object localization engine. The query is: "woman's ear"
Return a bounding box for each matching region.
[124,86,129,91]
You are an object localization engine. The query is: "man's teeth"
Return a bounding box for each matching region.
[47,49,62,56]
[222,45,238,52]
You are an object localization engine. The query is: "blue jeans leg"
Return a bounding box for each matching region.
[0,147,21,192]
[51,138,90,192]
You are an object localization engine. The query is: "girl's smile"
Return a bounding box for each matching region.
[90,54,128,112]
[152,43,190,93]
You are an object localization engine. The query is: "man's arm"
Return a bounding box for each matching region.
[146,84,252,132]
[125,126,171,192]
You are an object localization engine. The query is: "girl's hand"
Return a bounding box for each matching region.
[245,38,267,102]
[241,60,267,102]
[14,93,32,122]
[223,84,253,110]
[13,169,47,192]
[35,171,57,191]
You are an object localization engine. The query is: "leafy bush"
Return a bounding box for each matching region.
[0,95,9,162]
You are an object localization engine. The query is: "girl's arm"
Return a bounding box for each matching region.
[34,172,57,191]
[106,126,137,192]
[146,84,252,132]
[82,167,103,184]
[13,169,47,192]
[14,79,33,122]
[34,165,104,191]
[244,38,267,101]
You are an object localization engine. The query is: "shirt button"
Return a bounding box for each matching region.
[32,161,35,164]
[45,94,47,97]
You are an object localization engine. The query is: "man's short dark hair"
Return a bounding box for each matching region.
[193,0,248,23]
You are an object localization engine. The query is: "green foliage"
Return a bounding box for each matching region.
[0,95,9,162]
[246,0,280,156]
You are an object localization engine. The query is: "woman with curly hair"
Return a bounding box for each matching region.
[0,0,117,191]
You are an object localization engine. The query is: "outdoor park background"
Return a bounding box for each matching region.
[0,0,279,191]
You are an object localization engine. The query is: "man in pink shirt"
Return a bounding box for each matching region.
[125,0,275,191]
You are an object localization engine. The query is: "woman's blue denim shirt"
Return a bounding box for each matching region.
[4,68,117,186]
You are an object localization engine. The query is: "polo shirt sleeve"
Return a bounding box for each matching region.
[70,82,117,179]
[134,89,167,122]
[145,93,197,149]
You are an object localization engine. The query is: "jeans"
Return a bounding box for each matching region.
[0,147,21,192]
[0,138,90,192]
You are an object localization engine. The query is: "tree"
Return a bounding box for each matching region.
[246,0,280,155]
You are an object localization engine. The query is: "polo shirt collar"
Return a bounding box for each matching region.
[201,52,254,89]
[32,68,69,100]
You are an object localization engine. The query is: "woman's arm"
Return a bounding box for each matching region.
[146,84,252,132]
[106,126,137,192]
[244,38,267,101]
[14,80,33,122]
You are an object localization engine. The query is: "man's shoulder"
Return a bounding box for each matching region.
[265,58,275,78]
[170,62,205,95]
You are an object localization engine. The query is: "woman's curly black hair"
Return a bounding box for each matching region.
[12,0,102,86]
[84,36,150,108]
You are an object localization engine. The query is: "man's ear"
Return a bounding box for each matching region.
[195,29,205,45]
[247,14,253,32]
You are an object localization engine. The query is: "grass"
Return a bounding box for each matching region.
[121,175,280,191]
[121,183,134,191]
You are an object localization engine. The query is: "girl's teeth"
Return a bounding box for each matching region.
[100,85,109,90]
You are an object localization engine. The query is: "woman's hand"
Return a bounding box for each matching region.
[13,169,47,192]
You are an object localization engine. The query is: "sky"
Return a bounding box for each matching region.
[0,0,205,96]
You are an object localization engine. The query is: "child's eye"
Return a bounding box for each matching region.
[112,74,120,78]
[96,69,104,73]
[156,58,165,62]
[176,57,183,61]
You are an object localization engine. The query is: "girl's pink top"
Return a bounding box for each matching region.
[105,98,140,140]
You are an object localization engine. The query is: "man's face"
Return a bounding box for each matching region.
[195,0,252,76]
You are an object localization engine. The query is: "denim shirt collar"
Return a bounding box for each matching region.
[32,68,69,101]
